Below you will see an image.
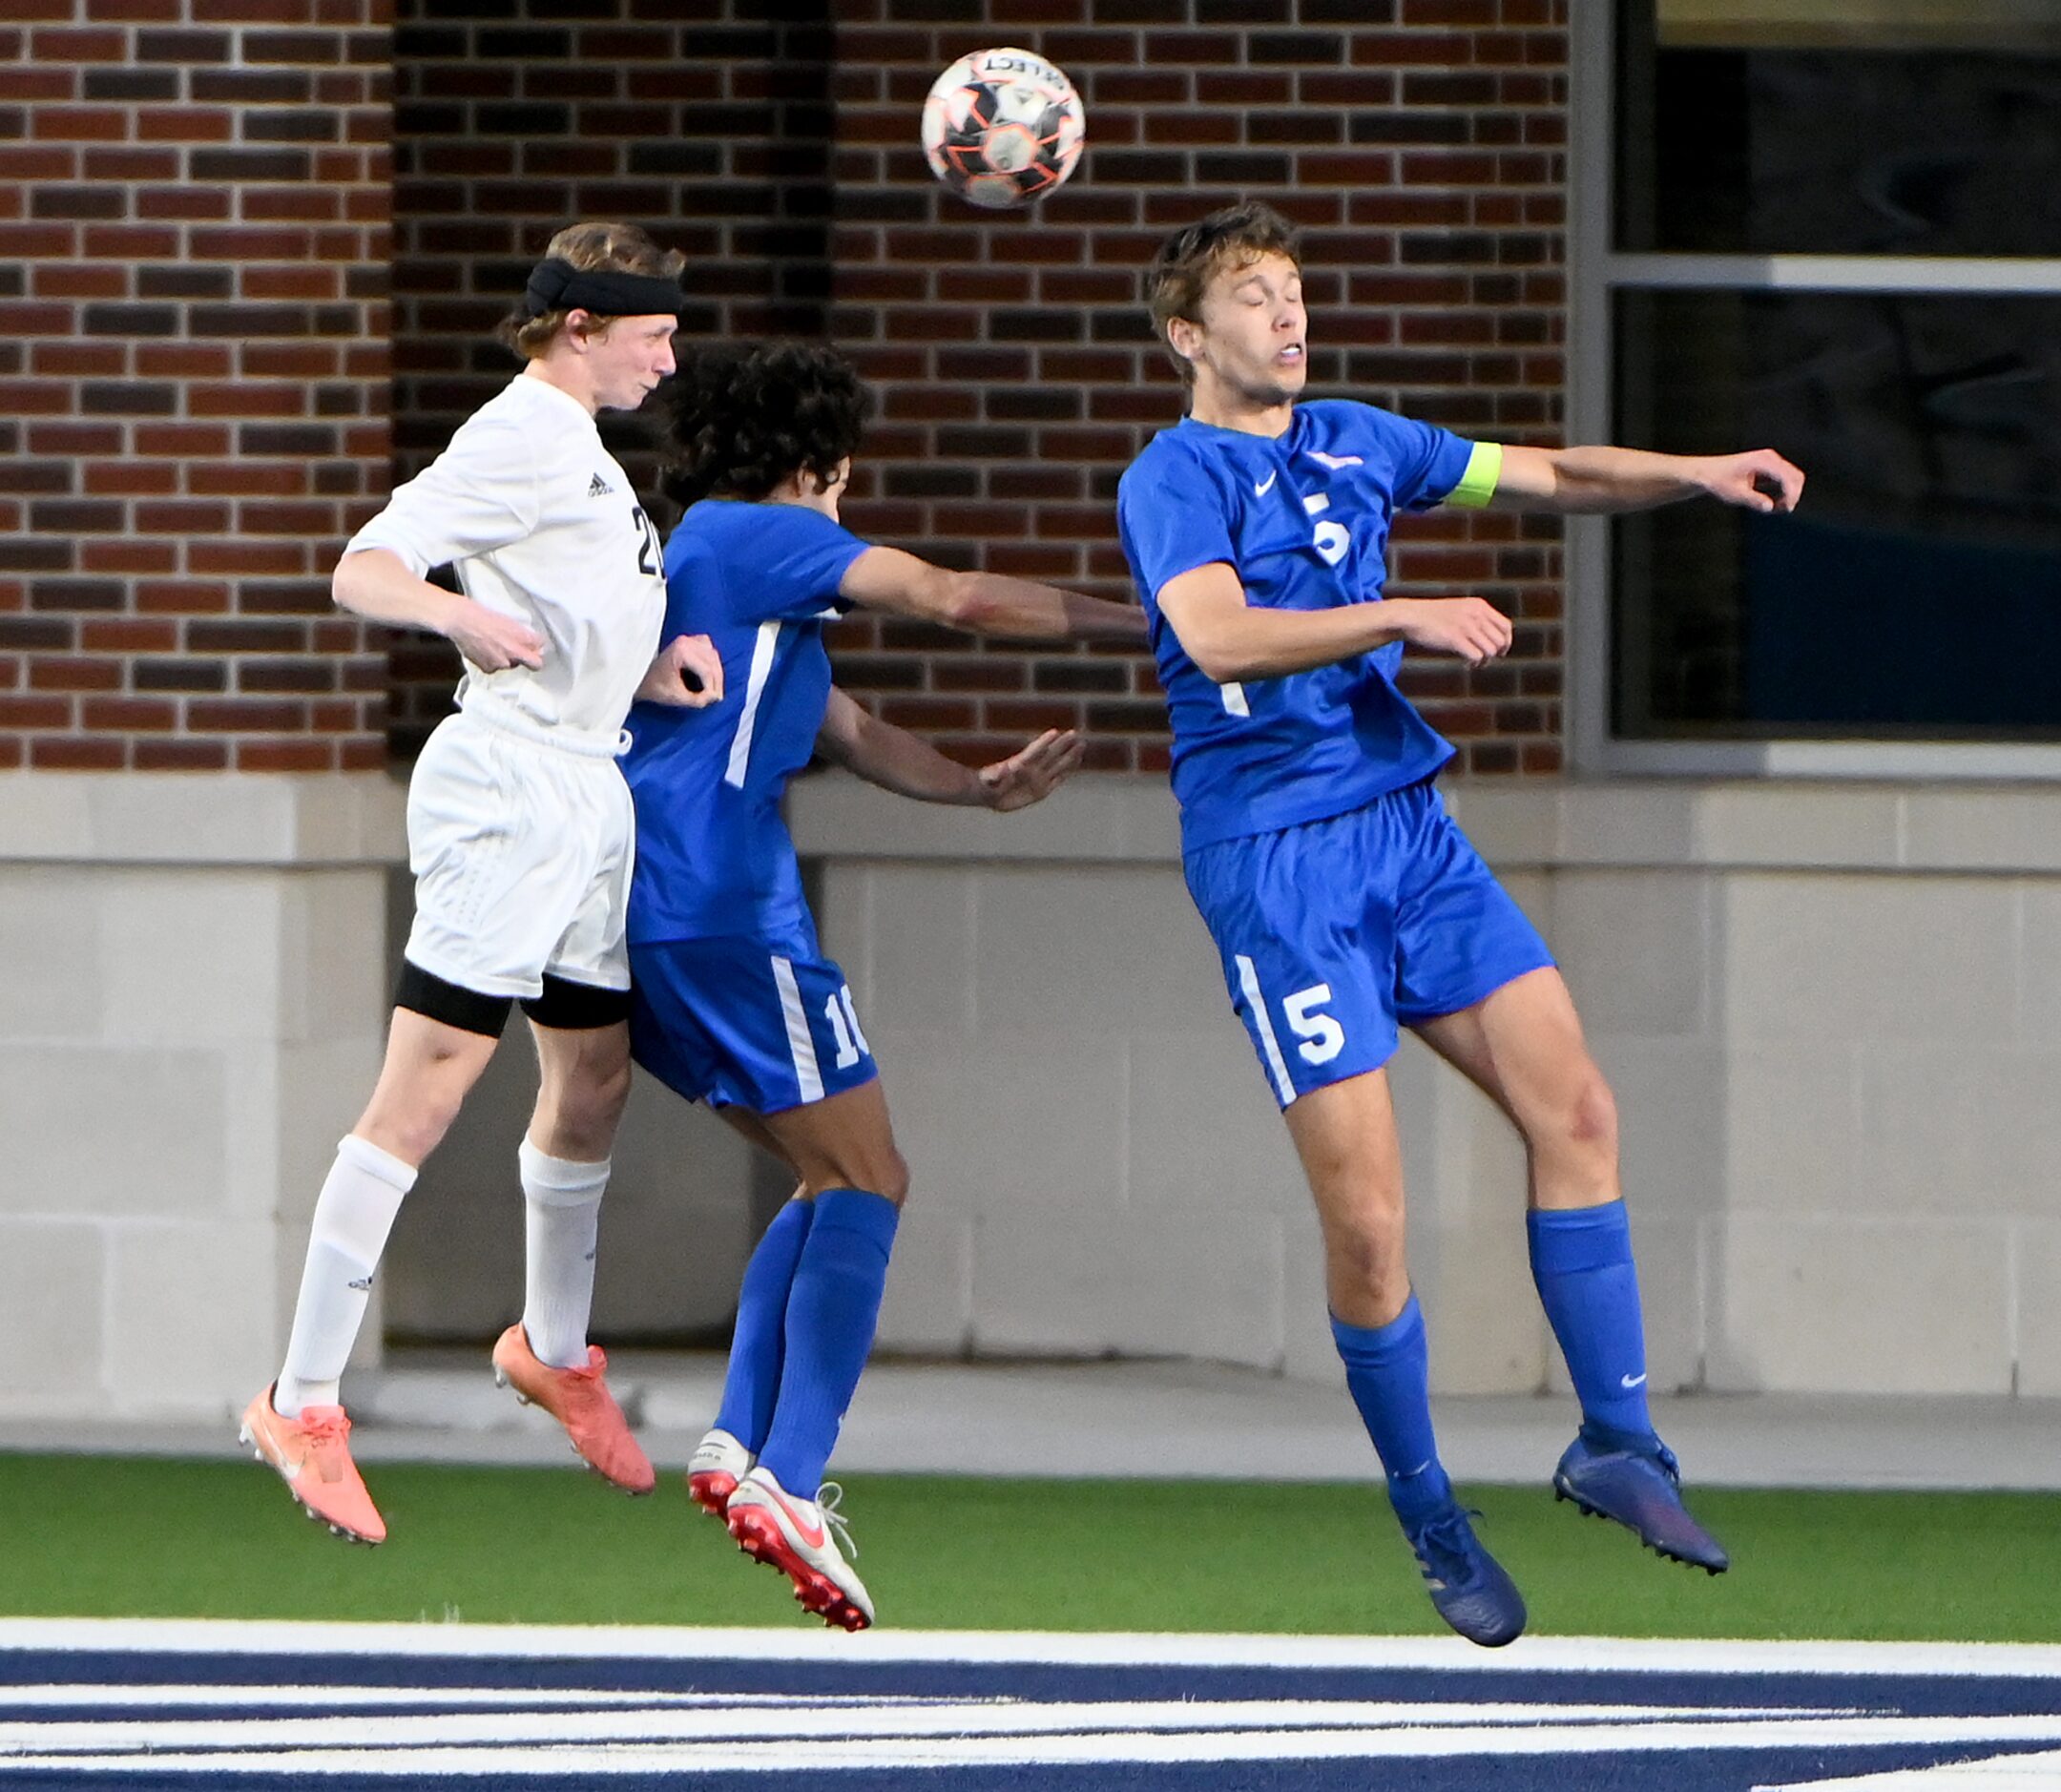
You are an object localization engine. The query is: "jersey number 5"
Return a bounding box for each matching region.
[630,505,660,577]
[1283,983,1344,1064]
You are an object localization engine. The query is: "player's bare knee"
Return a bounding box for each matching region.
[825,1146,908,1205]
[1565,1068,1618,1159]
[1524,1066,1618,1184]
[872,1146,910,1207]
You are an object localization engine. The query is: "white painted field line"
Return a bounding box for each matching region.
[0,1698,1839,1754]
[1761,1747,2061,1788]
[12,1715,2061,1777]
[0,1685,899,1711]
[2,1617,2059,1680]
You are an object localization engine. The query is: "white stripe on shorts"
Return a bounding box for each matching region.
[724,620,782,789]
[1234,953,1296,1106]
[769,954,825,1104]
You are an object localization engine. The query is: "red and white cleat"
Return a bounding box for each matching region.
[687,1427,753,1520]
[490,1323,655,1495]
[724,1465,874,1633]
[239,1384,386,1546]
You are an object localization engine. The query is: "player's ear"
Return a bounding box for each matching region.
[1165,315,1203,368]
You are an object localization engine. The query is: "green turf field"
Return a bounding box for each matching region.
[6,1452,2055,1642]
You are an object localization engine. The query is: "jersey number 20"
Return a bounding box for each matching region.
[631,505,660,577]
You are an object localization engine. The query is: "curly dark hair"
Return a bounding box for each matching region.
[656,342,873,510]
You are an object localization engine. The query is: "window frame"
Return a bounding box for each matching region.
[1567,2,2061,780]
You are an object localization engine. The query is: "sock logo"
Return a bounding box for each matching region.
[347,1276,373,1292]
[1619,1372,1647,1389]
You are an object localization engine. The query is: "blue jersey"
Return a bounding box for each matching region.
[1116,399,1493,851]
[623,500,869,945]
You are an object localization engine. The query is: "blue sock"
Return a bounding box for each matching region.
[1528,1201,1656,1449]
[757,1188,900,1499]
[1330,1295,1453,1523]
[713,1198,815,1455]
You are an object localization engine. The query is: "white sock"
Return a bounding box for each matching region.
[521,1139,609,1370]
[274,1135,417,1418]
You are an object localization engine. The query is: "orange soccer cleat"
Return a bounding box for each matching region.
[239,1385,386,1545]
[490,1323,656,1495]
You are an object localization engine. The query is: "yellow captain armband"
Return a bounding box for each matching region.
[1446,440,1503,510]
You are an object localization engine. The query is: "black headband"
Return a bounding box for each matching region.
[522,258,685,320]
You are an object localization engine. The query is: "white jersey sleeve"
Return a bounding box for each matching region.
[347,411,540,578]
[345,375,667,744]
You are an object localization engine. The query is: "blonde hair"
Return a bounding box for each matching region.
[496,221,688,360]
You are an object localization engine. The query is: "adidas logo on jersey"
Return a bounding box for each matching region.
[587,472,612,497]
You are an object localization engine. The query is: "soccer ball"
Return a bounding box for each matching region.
[922,47,1085,210]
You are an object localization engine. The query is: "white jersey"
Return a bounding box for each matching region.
[348,372,667,747]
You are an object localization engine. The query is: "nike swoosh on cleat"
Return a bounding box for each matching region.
[770,1487,827,1551]
[1254,470,1277,496]
[1620,1372,1648,1388]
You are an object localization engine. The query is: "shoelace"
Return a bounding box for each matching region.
[1408,1508,1485,1590]
[814,1481,859,1562]
[300,1411,351,1448]
[298,1410,352,1479]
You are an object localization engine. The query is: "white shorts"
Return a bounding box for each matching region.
[403,710,635,1000]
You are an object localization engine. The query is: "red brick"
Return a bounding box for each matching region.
[82,542,178,574]
[25,735,117,768]
[135,739,230,768]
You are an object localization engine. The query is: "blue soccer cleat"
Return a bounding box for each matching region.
[1553,1431,1730,1574]
[1397,1503,1528,1649]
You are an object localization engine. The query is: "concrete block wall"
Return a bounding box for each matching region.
[793,773,2061,1400]
[0,775,400,1421]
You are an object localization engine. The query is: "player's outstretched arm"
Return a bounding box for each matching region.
[333,548,545,673]
[1490,444,1804,516]
[635,634,725,708]
[1158,561,1511,683]
[815,685,1083,811]
[838,545,1148,645]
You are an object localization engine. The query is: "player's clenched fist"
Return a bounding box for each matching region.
[636,633,726,708]
[447,597,546,672]
[1393,595,1512,667]
[1694,448,1804,514]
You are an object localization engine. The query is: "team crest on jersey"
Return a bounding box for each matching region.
[1306,450,1365,469]
[587,472,612,497]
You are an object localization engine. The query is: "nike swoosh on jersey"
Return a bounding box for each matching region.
[1254,470,1278,495]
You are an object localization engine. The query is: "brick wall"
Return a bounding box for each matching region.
[387,0,1569,774]
[2,0,393,772]
[5,0,1566,775]
[385,2,837,754]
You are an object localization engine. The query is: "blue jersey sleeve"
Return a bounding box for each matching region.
[1117,440,1239,604]
[734,505,871,625]
[1379,410,1480,513]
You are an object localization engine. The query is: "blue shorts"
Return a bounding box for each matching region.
[1182,780,1554,1109]
[629,925,879,1116]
